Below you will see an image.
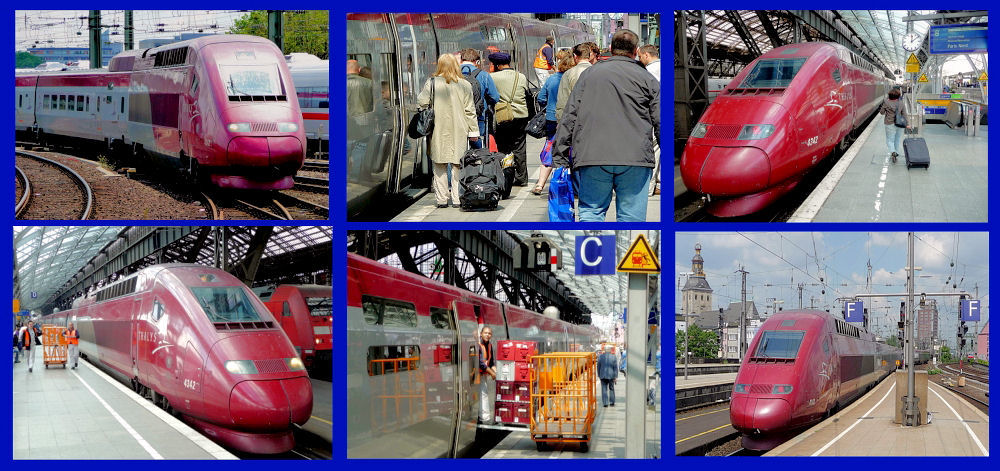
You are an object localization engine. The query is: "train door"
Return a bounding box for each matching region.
[450,300,481,457]
[390,14,437,195]
[98,91,118,142]
[131,296,145,381]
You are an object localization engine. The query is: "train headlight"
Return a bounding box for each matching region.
[285,357,306,371]
[225,360,259,374]
[736,124,775,140]
[277,122,299,132]
[771,384,794,394]
[691,123,709,138]
[734,383,749,393]
[228,122,252,132]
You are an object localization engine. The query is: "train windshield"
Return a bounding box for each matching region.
[219,64,283,96]
[753,330,805,359]
[739,58,807,88]
[190,286,264,322]
[306,297,332,317]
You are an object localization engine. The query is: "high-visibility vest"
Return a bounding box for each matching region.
[65,329,79,345]
[22,329,31,349]
[533,44,552,69]
[477,341,493,372]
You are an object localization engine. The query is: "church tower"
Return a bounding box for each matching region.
[682,243,713,315]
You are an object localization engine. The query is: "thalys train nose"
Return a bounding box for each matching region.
[226,136,303,170]
[230,377,313,429]
[732,397,791,432]
[680,144,771,195]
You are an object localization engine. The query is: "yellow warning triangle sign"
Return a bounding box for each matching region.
[617,234,660,274]
[918,73,929,83]
[906,53,920,65]
[978,71,988,81]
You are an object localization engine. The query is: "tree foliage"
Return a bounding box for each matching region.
[229,10,329,59]
[940,346,952,363]
[676,325,719,360]
[885,336,900,347]
[16,51,44,69]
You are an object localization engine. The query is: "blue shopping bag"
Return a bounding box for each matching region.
[547,167,575,222]
[539,138,554,167]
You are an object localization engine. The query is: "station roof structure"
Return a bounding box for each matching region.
[13,226,332,313]
[684,10,987,79]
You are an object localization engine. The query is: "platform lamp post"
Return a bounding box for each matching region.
[678,272,692,380]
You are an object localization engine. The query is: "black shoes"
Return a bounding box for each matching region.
[436,203,448,208]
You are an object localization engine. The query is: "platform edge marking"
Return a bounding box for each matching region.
[70,368,164,459]
[810,382,895,456]
[928,384,989,456]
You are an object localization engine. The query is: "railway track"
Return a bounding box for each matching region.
[275,192,329,219]
[15,166,30,217]
[300,159,329,173]
[940,363,989,384]
[15,150,93,220]
[293,175,329,193]
[201,192,292,220]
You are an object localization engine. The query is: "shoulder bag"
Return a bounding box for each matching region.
[894,97,908,128]
[494,70,518,124]
[407,77,436,139]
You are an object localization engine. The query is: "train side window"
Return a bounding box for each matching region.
[191,75,199,95]
[367,345,420,376]
[68,95,75,111]
[429,307,454,330]
[18,94,22,108]
[480,26,489,40]
[85,96,90,112]
[832,67,841,83]
[383,300,417,327]
[106,95,112,104]
[120,97,125,114]
[282,301,292,317]
[152,300,164,321]
[362,295,381,325]
[59,95,66,110]
[76,95,85,111]
[823,337,830,354]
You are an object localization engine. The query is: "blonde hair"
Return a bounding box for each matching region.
[556,49,575,73]
[433,53,463,84]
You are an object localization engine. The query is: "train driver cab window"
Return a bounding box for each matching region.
[220,64,283,98]
[429,307,455,330]
[306,297,332,317]
[753,330,806,359]
[189,286,263,322]
[740,58,807,88]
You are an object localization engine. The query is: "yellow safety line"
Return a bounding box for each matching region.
[676,406,728,422]
[310,415,332,425]
[675,423,733,443]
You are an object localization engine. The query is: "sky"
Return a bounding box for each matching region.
[674,232,988,348]
[15,10,249,51]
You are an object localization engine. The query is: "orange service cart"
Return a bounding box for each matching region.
[42,325,67,368]
[530,352,597,451]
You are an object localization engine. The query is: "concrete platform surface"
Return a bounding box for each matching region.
[675,372,737,390]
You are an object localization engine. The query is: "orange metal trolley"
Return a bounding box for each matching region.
[530,352,597,451]
[42,325,67,368]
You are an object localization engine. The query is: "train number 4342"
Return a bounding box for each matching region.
[803,136,819,147]
[183,379,199,390]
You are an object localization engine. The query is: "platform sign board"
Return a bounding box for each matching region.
[978,71,988,82]
[13,299,19,313]
[616,234,660,274]
[575,235,617,275]
[918,73,929,83]
[905,53,920,74]
[930,23,987,54]
[961,299,981,321]
[844,301,864,322]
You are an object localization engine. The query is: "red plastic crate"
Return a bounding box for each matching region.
[494,401,514,423]
[514,341,537,362]
[513,362,532,382]
[497,340,517,361]
[512,381,531,402]
[496,380,516,401]
[512,402,530,424]
[434,344,453,364]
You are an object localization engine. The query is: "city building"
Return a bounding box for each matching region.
[915,298,938,350]
[680,243,712,316]
[976,321,989,361]
[27,30,123,67]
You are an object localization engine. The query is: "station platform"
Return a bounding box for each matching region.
[303,378,332,442]
[790,119,988,222]
[391,135,661,222]
[675,372,736,389]
[13,349,236,459]
[674,363,739,376]
[483,368,661,458]
[767,376,989,456]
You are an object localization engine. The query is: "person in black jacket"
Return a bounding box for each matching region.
[554,29,659,222]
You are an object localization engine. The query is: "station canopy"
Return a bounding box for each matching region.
[13,226,332,312]
[689,10,985,78]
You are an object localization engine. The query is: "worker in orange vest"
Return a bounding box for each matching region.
[19,321,38,373]
[533,35,556,85]
[63,322,80,369]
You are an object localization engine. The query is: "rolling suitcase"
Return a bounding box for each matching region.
[902,137,929,168]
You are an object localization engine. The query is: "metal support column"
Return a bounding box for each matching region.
[903,232,918,425]
[88,10,102,69]
[124,10,134,51]
[625,262,648,457]
[674,11,708,159]
[267,10,284,51]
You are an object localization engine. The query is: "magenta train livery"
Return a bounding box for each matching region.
[347,253,601,458]
[681,42,891,216]
[730,310,900,450]
[15,35,306,190]
[40,264,312,454]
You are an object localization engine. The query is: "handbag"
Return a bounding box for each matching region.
[494,70,518,124]
[407,77,435,139]
[894,97,908,128]
[525,108,547,138]
[547,167,575,222]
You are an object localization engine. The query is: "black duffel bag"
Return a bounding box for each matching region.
[407,77,436,139]
[525,108,547,139]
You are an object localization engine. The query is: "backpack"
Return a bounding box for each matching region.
[463,67,486,119]
[459,148,503,211]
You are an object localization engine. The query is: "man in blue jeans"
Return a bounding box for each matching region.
[553,29,659,222]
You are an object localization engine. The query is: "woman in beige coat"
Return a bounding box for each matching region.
[417,54,480,207]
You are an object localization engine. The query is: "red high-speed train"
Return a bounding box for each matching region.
[347,253,601,458]
[15,35,306,190]
[729,310,900,450]
[40,264,313,454]
[260,284,332,371]
[680,42,891,217]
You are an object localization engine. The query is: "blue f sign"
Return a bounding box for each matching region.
[961,299,981,321]
[844,301,864,322]
[575,235,617,275]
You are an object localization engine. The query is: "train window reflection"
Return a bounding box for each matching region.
[361,295,417,327]
[368,345,420,376]
[297,87,330,109]
[740,58,806,88]
[219,64,283,96]
[306,297,332,317]
[753,330,805,359]
[190,287,263,322]
[429,307,454,330]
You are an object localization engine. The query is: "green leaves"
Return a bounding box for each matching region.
[675,325,720,360]
[229,11,329,59]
